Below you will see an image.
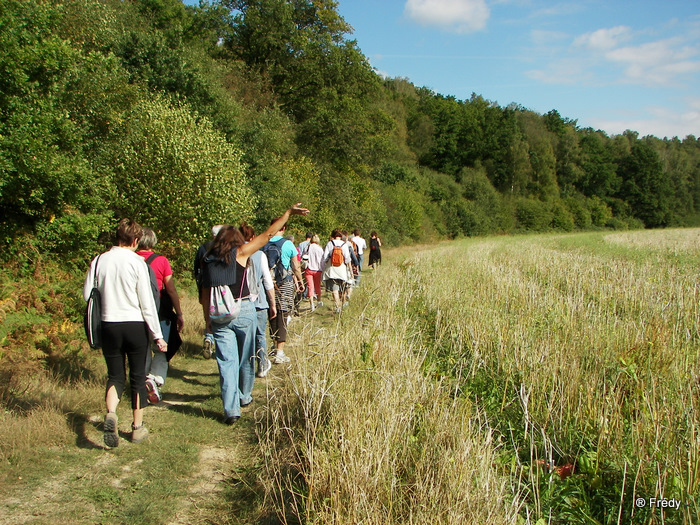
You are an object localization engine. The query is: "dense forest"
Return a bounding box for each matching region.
[2,0,700,270]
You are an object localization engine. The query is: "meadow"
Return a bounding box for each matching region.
[264,229,700,524]
[0,229,698,524]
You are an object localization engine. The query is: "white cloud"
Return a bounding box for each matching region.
[603,39,700,86]
[404,0,490,33]
[526,57,595,85]
[574,26,632,51]
[536,23,700,89]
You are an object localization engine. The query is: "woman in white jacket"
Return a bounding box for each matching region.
[84,219,167,447]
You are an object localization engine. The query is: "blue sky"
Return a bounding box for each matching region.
[335,0,700,139]
[184,0,700,139]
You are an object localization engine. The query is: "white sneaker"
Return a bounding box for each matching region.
[145,376,162,404]
[272,351,291,364]
[202,338,215,359]
[257,357,272,377]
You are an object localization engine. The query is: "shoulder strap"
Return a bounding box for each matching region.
[145,253,160,265]
[93,254,101,287]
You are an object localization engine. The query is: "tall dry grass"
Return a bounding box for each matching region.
[258,230,700,524]
[258,255,523,524]
[408,231,699,522]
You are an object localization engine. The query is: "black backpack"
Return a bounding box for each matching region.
[262,238,292,284]
[144,253,162,313]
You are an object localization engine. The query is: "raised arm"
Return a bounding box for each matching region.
[237,203,309,260]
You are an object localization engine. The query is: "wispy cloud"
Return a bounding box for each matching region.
[544,23,700,88]
[573,26,632,50]
[530,29,569,46]
[404,0,490,33]
[592,98,700,138]
[603,39,700,86]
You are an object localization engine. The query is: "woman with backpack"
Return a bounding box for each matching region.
[136,228,184,402]
[322,229,352,313]
[369,231,382,269]
[201,204,309,425]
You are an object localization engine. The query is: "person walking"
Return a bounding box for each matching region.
[239,223,277,379]
[298,232,312,257]
[322,229,352,313]
[194,225,224,359]
[262,219,305,365]
[201,204,308,425]
[305,234,324,311]
[136,228,184,400]
[351,229,366,286]
[84,219,167,447]
[369,231,382,269]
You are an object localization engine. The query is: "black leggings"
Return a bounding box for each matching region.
[102,321,150,410]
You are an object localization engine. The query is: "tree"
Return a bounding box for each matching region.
[0,0,112,252]
[617,142,672,227]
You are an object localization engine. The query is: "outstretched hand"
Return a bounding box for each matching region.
[290,203,310,216]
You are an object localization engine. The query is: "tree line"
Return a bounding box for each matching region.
[2,0,699,271]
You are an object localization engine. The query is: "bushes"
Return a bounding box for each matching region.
[100,96,254,266]
[514,198,552,232]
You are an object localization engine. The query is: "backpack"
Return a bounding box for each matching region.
[262,238,292,284]
[330,243,344,267]
[144,253,162,313]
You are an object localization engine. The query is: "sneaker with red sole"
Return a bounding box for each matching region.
[145,376,162,404]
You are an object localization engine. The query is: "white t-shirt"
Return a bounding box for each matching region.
[306,243,325,272]
[351,235,366,255]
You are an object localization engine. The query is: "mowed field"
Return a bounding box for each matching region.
[1,229,698,524]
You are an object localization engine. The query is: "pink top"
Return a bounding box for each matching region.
[136,251,173,290]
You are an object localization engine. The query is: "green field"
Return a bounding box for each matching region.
[1,229,699,524]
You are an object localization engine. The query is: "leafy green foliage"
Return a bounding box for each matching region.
[2,0,700,267]
[103,96,254,251]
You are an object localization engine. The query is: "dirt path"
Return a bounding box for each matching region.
[0,294,336,524]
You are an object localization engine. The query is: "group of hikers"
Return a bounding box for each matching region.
[83,204,383,446]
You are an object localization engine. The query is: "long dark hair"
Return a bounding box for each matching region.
[209,225,245,265]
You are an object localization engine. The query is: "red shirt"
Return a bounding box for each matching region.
[136,251,173,290]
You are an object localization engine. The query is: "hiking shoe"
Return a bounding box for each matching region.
[202,338,215,359]
[316,301,323,308]
[145,376,162,404]
[131,424,149,443]
[256,357,272,378]
[272,351,291,364]
[104,412,119,448]
[224,416,240,425]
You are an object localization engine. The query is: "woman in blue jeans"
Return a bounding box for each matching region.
[201,204,308,424]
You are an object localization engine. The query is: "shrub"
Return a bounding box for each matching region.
[515,198,552,232]
[100,96,254,266]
